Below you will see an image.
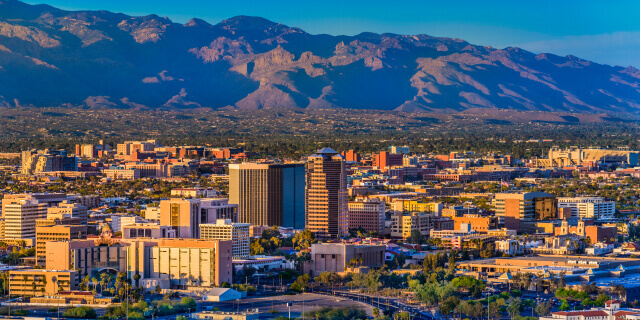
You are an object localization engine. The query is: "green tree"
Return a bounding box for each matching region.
[559,299,570,311]
[409,229,424,244]
[440,296,461,317]
[507,298,522,319]
[292,230,316,250]
[535,302,550,316]
[62,306,97,319]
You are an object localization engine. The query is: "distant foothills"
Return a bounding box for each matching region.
[0,0,639,114]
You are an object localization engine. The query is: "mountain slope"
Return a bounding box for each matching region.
[0,0,639,113]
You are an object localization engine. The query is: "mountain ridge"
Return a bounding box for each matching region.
[0,0,639,113]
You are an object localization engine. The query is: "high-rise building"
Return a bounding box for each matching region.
[159,198,238,238]
[229,163,305,229]
[372,151,403,169]
[340,150,361,163]
[1,194,69,243]
[116,140,157,157]
[558,197,616,220]
[35,224,87,266]
[200,219,251,259]
[493,192,556,230]
[348,198,385,235]
[21,149,78,175]
[305,148,348,239]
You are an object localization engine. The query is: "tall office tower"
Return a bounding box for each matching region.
[229,163,305,229]
[305,148,348,239]
[1,194,70,243]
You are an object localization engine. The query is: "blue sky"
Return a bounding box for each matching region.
[25,0,640,67]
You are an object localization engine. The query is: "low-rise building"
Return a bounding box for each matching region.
[8,269,78,297]
[390,212,437,239]
[453,215,498,233]
[191,311,259,320]
[103,167,140,180]
[127,239,233,288]
[496,239,521,256]
[308,242,385,277]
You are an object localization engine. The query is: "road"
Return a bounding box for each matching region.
[206,293,374,319]
[327,290,434,320]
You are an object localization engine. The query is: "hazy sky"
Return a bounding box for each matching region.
[24,0,640,67]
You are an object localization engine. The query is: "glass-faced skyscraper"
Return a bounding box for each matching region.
[229,163,305,229]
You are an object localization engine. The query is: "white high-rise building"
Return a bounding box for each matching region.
[557,197,615,220]
[200,219,250,259]
[2,194,70,242]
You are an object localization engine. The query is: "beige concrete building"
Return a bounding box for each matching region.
[305,148,348,239]
[47,201,88,225]
[116,140,156,157]
[8,269,78,297]
[144,206,161,221]
[159,198,238,238]
[103,168,140,180]
[21,149,78,175]
[392,200,443,215]
[126,239,233,288]
[1,194,69,242]
[390,212,436,239]
[35,224,87,266]
[309,243,385,276]
[200,219,251,259]
[546,146,640,166]
[46,240,125,283]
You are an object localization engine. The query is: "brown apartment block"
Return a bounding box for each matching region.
[306,148,348,239]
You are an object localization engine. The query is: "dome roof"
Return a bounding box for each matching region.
[102,223,113,233]
[316,147,338,154]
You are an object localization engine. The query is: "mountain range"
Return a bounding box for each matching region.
[0,0,639,113]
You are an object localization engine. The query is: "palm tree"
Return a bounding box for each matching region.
[133,274,141,289]
[91,277,98,292]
